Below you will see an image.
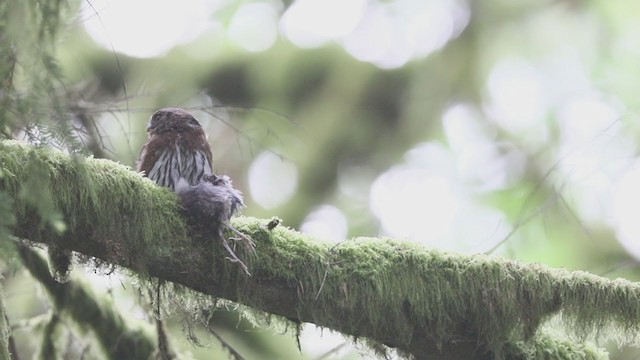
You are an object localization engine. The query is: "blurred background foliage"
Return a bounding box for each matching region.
[2,0,640,358]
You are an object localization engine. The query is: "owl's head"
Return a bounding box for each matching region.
[147,108,203,134]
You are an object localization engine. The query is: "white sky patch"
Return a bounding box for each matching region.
[80,269,146,321]
[370,168,458,243]
[563,169,614,225]
[81,0,468,67]
[404,141,457,172]
[559,102,623,179]
[404,0,455,57]
[341,3,393,63]
[443,104,526,192]
[541,52,594,107]
[228,2,280,52]
[280,0,366,48]
[554,97,630,224]
[342,0,469,68]
[248,151,298,209]
[442,104,496,151]
[485,59,550,147]
[300,205,348,242]
[446,202,511,253]
[337,164,374,202]
[369,142,513,252]
[81,0,218,58]
[611,160,640,260]
[370,143,459,244]
[300,325,358,358]
[456,142,526,192]
[558,98,621,153]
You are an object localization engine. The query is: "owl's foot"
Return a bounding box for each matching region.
[221,237,251,276]
[223,223,256,251]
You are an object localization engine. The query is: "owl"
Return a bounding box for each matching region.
[137,108,213,191]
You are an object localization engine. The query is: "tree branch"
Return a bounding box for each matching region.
[0,140,633,359]
[16,245,156,359]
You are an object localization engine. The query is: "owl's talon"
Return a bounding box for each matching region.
[221,238,251,276]
[223,223,256,250]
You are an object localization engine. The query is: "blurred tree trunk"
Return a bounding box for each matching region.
[0,285,12,360]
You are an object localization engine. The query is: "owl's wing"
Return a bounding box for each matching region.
[206,147,213,173]
[137,135,170,176]
[137,147,155,176]
[137,142,153,175]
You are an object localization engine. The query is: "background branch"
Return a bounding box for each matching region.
[0,281,13,360]
[16,245,156,359]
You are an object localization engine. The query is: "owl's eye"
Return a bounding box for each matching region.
[147,117,159,131]
[188,117,201,128]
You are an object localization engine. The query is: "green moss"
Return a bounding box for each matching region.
[231,220,636,358]
[504,332,608,360]
[0,140,190,273]
[0,190,16,250]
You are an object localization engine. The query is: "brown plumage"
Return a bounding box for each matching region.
[137,108,213,191]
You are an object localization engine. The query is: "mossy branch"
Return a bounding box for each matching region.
[0,140,636,359]
[16,245,156,359]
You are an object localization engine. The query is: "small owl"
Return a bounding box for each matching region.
[137,108,213,191]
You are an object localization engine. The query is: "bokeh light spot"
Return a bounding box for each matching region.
[342,0,469,68]
[81,0,216,58]
[611,160,640,260]
[248,152,298,209]
[300,205,348,242]
[370,166,458,243]
[228,2,280,52]
[280,0,366,48]
[486,59,549,146]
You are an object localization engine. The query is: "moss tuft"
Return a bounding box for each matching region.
[504,332,608,360]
